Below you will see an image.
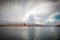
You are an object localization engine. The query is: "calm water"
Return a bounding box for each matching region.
[0,27,60,40]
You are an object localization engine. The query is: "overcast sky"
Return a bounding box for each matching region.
[0,0,60,25]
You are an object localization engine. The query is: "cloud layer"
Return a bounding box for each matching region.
[21,0,60,25]
[0,0,60,25]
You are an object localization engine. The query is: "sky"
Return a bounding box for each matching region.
[0,0,60,25]
[21,0,60,25]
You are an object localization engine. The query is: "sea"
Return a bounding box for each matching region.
[0,26,60,40]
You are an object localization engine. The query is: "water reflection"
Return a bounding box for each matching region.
[0,27,60,40]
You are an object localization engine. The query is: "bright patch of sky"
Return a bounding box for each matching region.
[54,15,60,20]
